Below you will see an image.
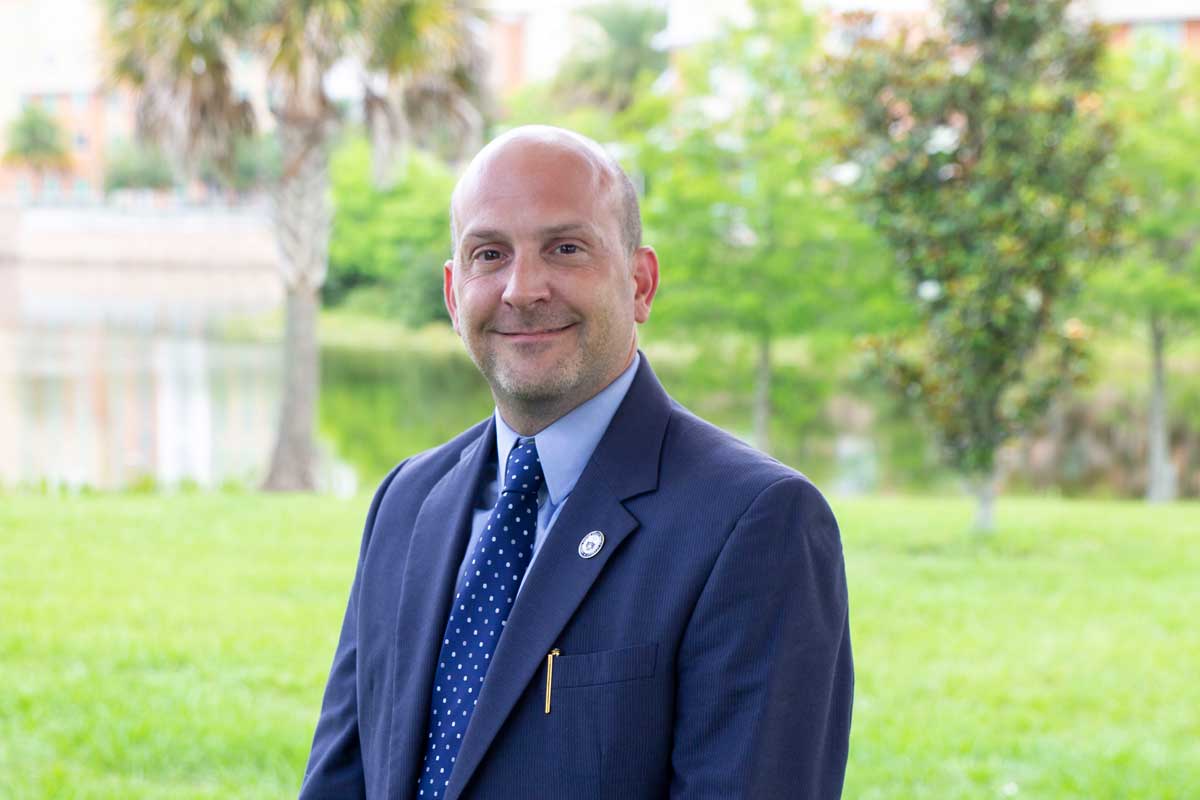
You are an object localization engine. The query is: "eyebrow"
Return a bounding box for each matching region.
[538,222,598,239]
[460,222,600,248]
[460,228,510,248]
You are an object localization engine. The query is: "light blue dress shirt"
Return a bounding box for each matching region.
[457,353,641,594]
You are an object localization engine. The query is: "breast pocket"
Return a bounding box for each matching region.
[552,642,658,688]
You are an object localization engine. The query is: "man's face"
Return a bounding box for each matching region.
[445,138,657,425]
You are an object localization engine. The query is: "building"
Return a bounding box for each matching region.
[1098,0,1200,49]
[0,0,120,203]
[0,0,270,205]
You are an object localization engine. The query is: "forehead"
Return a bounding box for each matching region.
[453,140,617,241]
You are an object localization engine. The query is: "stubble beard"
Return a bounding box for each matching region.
[480,328,594,417]
[466,308,633,429]
[493,347,587,406]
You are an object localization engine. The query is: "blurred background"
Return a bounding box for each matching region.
[0,0,1197,797]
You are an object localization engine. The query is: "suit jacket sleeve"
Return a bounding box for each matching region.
[670,476,853,799]
[299,463,404,800]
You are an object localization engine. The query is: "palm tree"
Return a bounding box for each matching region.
[552,2,667,113]
[363,1,489,186]
[107,0,488,491]
[3,103,72,195]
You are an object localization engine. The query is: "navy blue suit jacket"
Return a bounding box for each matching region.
[300,356,853,799]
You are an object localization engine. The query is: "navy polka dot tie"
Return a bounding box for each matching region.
[416,438,543,798]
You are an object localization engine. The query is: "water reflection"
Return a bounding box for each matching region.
[320,345,494,485]
[0,321,499,492]
[0,321,861,493]
[0,325,280,490]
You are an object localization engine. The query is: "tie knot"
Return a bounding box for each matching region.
[502,438,544,496]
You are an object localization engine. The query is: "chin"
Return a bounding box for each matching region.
[495,365,579,405]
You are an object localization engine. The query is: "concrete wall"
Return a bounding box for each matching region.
[4,205,282,329]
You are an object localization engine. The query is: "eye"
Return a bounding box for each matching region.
[475,248,504,262]
[554,243,580,255]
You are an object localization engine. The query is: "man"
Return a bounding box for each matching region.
[300,126,853,800]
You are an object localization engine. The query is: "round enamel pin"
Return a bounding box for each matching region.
[578,530,605,559]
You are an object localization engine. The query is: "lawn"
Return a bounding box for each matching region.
[1,493,1196,798]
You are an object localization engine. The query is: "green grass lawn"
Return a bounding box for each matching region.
[1,493,1196,799]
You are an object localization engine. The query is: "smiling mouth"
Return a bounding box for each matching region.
[495,323,576,339]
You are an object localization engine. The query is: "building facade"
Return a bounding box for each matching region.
[0,0,270,205]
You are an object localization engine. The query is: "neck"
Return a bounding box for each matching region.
[496,398,577,437]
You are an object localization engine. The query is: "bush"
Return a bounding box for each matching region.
[103,141,174,192]
[326,136,456,327]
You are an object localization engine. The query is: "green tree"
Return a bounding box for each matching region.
[1094,41,1200,502]
[3,103,71,187]
[327,134,456,325]
[552,2,668,113]
[831,0,1120,532]
[107,0,486,491]
[635,0,892,455]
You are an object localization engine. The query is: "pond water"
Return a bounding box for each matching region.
[0,323,866,493]
[0,323,498,492]
[319,343,495,487]
[0,325,282,490]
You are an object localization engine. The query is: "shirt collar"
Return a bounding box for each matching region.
[494,352,640,507]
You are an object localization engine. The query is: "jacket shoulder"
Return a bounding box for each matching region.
[666,402,805,483]
[658,401,828,521]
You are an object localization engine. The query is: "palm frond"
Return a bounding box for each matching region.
[106,0,260,177]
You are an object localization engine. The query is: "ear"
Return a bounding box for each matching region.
[443,259,460,333]
[631,246,660,324]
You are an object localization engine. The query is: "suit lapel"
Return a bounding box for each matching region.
[386,419,495,800]
[445,356,672,800]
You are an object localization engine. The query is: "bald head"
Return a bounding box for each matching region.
[450,125,642,256]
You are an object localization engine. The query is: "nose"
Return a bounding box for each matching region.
[501,249,551,308]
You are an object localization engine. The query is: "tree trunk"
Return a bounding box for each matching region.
[753,335,771,453]
[263,284,321,491]
[262,115,333,491]
[969,472,998,535]
[1146,312,1176,503]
